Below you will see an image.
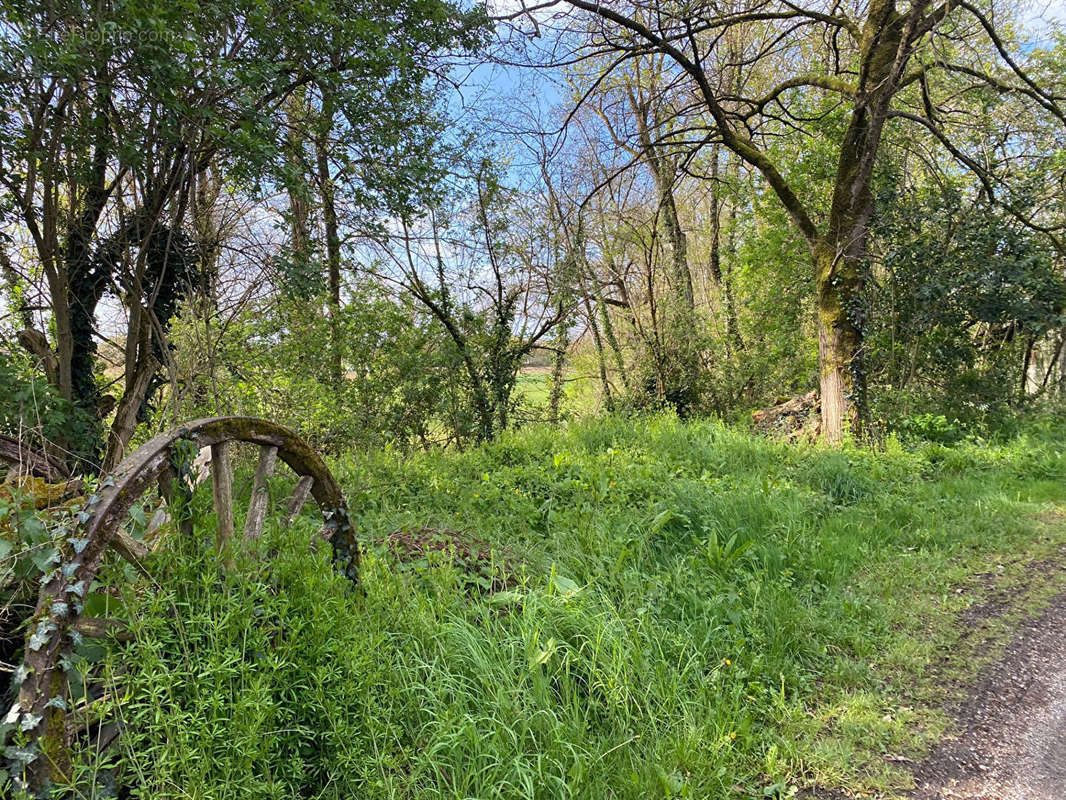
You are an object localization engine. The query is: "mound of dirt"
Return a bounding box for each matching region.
[385,527,518,594]
[752,391,821,441]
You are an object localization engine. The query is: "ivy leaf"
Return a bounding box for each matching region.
[4,745,38,764]
[18,515,46,544]
[30,546,59,573]
[19,713,42,732]
[28,621,56,651]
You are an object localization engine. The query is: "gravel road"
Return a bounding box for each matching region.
[911,591,1066,799]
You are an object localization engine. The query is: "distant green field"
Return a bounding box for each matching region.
[515,369,551,405]
[91,415,1066,799]
[514,366,600,415]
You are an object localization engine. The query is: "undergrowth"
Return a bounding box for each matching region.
[50,414,1066,799]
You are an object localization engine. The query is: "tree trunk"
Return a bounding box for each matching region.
[315,93,343,386]
[1021,336,1035,401]
[626,78,696,312]
[548,300,569,423]
[658,185,694,310]
[62,64,115,425]
[284,88,314,286]
[710,147,744,353]
[191,167,224,413]
[103,351,159,471]
[815,0,906,441]
[585,294,614,411]
[815,242,864,443]
[588,246,631,391]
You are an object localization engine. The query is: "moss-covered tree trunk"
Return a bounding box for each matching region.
[814,0,906,441]
[814,241,865,442]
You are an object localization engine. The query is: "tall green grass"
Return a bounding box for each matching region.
[66,415,1066,799]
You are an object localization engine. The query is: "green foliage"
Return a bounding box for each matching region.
[869,182,1066,428]
[81,524,382,797]
[0,353,98,469]
[0,0,488,461]
[722,190,818,405]
[0,0,486,218]
[167,282,455,452]
[893,413,967,445]
[66,415,1066,798]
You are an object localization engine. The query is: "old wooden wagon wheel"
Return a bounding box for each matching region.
[4,417,358,793]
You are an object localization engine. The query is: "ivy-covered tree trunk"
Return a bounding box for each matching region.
[63,81,113,428]
[585,294,614,411]
[813,0,904,441]
[814,241,865,442]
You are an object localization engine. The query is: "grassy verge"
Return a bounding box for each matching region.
[88,415,1066,799]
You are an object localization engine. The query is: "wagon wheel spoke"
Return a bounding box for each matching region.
[210,441,234,559]
[107,529,151,572]
[145,505,170,537]
[243,445,279,541]
[157,461,192,537]
[157,464,173,500]
[73,617,133,642]
[66,694,118,733]
[91,721,124,755]
[285,475,315,525]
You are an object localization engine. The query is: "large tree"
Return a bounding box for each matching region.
[510,0,1064,441]
[0,0,484,468]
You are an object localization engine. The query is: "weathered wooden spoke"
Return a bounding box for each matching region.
[244,444,279,541]
[72,617,133,642]
[108,528,151,570]
[5,417,358,794]
[285,475,315,526]
[210,441,235,557]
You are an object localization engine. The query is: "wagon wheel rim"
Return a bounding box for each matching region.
[5,417,358,793]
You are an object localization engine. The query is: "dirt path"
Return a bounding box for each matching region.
[911,590,1066,799]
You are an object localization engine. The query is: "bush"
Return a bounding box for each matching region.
[0,352,99,468]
